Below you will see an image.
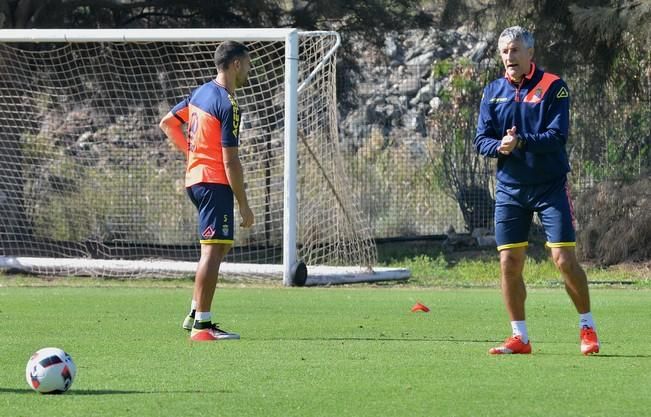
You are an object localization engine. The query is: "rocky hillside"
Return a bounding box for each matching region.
[340,26,496,151]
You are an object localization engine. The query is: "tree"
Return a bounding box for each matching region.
[427,59,496,232]
[0,0,287,29]
[0,0,432,106]
[434,0,651,89]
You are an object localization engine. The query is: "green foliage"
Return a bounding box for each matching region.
[80,163,195,243]
[436,0,650,95]
[24,159,195,244]
[385,252,650,287]
[606,32,651,97]
[345,136,462,237]
[430,58,454,79]
[427,58,496,231]
[431,57,488,103]
[582,136,648,181]
[20,106,195,244]
[568,31,650,183]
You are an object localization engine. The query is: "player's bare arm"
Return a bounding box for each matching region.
[159,112,189,157]
[223,146,254,228]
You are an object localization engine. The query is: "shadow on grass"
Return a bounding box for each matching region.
[376,237,551,265]
[520,352,651,359]
[0,387,232,395]
[251,336,500,343]
[590,354,651,359]
[249,338,651,358]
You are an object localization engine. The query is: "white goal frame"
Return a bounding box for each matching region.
[0,28,410,286]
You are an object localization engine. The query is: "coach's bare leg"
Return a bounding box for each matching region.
[194,243,232,312]
[500,247,528,321]
[551,246,590,314]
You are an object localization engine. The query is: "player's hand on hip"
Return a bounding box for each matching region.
[239,205,254,228]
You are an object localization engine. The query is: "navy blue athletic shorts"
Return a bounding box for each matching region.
[186,183,234,244]
[494,176,576,251]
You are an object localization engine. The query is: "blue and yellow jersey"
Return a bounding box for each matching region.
[474,64,571,185]
[171,80,241,187]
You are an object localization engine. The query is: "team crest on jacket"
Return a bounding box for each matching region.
[556,87,569,98]
[202,226,215,239]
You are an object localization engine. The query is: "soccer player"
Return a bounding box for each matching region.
[474,26,600,355]
[159,41,254,342]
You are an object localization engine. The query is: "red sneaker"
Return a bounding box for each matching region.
[489,336,532,355]
[580,327,600,355]
[190,322,240,342]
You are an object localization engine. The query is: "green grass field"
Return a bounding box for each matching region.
[1,280,651,417]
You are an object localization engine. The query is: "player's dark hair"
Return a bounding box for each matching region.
[214,41,249,71]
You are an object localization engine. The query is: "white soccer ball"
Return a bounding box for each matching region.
[25,347,77,394]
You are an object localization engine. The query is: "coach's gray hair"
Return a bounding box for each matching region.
[498,26,534,49]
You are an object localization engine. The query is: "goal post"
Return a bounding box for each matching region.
[0,28,409,286]
[284,29,299,286]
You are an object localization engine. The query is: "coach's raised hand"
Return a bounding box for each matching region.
[498,126,518,155]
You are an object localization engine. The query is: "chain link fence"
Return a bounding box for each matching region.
[338,64,650,240]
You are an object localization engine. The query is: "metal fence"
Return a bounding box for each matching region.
[337,64,651,239]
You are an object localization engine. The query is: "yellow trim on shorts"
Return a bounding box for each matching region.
[497,242,528,251]
[200,239,234,245]
[545,242,576,248]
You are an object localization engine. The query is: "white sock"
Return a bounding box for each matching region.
[579,312,595,329]
[195,311,211,322]
[189,300,197,315]
[511,320,529,344]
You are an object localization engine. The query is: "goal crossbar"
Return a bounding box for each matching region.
[0,28,298,42]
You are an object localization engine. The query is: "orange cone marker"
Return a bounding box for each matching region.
[411,302,430,312]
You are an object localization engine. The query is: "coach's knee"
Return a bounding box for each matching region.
[500,249,525,276]
[552,250,580,276]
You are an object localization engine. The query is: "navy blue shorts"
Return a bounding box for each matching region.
[186,183,234,244]
[494,176,576,251]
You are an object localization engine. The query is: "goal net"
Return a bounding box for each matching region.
[0,29,408,285]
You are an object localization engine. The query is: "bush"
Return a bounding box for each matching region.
[575,176,651,265]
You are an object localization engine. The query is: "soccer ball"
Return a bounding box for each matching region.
[25,347,77,394]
